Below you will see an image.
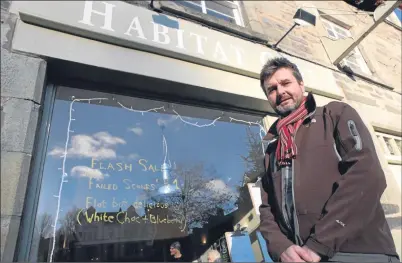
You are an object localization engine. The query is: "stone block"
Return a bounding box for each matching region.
[373,88,384,96]
[1,48,46,104]
[248,20,265,36]
[384,93,393,100]
[358,84,373,92]
[333,72,356,84]
[0,0,11,11]
[1,151,32,216]
[1,98,40,153]
[1,215,21,262]
[385,105,402,115]
[335,80,352,91]
[370,92,382,99]
[343,91,377,106]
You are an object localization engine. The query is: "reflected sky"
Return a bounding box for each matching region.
[35,87,265,234]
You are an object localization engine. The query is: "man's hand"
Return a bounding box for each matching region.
[280,245,312,262]
[301,246,321,262]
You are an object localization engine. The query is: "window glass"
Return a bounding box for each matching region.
[206,9,236,24]
[395,8,402,22]
[334,27,348,37]
[205,1,234,16]
[174,1,203,13]
[384,137,395,155]
[170,0,242,26]
[320,18,371,75]
[395,140,401,153]
[30,86,266,262]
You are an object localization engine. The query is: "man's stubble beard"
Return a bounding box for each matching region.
[273,97,303,117]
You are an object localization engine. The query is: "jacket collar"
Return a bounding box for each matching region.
[263,92,317,141]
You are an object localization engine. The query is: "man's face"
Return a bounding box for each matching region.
[263,68,305,116]
[170,247,178,256]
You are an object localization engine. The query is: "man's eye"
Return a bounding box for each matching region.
[267,86,276,94]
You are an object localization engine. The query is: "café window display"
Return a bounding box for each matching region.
[29,86,266,262]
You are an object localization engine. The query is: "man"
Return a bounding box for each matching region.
[258,57,399,262]
[170,241,185,262]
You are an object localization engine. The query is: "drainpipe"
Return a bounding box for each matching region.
[333,0,400,65]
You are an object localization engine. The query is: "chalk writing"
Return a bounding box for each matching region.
[88,178,118,190]
[138,159,160,172]
[91,158,132,172]
[86,196,107,209]
[122,179,156,191]
[112,197,171,209]
[76,208,184,226]
[90,158,160,173]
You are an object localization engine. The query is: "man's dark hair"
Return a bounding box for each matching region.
[260,57,303,95]
[170,241,181,251]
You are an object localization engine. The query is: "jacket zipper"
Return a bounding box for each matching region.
[269,144,293,234]
[292,110,316,246]
[282,168,293,232]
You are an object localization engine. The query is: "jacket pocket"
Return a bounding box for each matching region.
[296,212,321,241]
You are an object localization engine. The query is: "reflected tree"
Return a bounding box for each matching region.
[152,163,234,232]
[36,213,54,238]
[237,126,265,203]
[56,207,81,249]
[241,126,265,184]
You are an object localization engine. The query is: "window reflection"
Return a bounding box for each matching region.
[31,87,265,262]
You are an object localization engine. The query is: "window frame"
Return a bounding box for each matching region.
[16,84,58,261]
[385,7,402,30]
[16,82,269,262]
[320,18,372,76]
[173,0,245,26]
[376,131,402,164]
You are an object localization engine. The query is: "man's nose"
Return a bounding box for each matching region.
[277,85,286,95]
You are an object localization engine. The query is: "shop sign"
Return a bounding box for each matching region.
[12,1,343,99]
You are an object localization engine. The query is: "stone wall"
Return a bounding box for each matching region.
[1,0,47,260]
[243,1,402,93]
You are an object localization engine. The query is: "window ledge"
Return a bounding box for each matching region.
[154,1,268,44]
[337,64,395,91]
[386,156,402,165]
[384,19,402,31]
[373,123,402,138]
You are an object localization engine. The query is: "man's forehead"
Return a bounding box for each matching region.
[264,69,295,85]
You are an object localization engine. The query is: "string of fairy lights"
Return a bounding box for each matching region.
[49,97,266,262]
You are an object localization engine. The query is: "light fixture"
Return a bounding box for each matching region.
[157,129,179,195]
[201,234,207,244]
[271,8,316,50]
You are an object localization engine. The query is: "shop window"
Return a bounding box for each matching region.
[172,1,244,26]
[320,18,372,75]
[29,86,265,262]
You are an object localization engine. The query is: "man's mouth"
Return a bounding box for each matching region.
[279,98,291,105]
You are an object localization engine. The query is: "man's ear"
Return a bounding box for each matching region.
[300,81,306,94]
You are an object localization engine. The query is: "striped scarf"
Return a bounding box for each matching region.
[276,97,308,166]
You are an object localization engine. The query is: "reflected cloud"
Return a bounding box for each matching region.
[129,127,143,136]
[127,153,140,160]
[71,166,109,181]
[157,115,177,127]
[49,132,126,159]
[206,179,237,198]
